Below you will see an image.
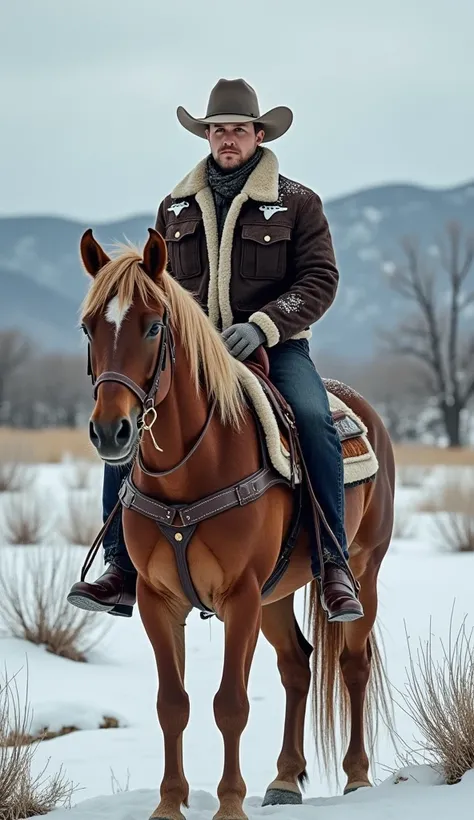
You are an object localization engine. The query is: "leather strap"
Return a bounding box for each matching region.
[119,465,289,528]
[137,398,217,478]
[157,522,211,612]
[93,371,148,404]
[246,365,358,590]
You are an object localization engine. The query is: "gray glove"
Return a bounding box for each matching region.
[221,322,266,361]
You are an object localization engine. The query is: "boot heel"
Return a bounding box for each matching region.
[108,604,134,618]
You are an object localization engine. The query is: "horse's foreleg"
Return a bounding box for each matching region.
[137,577,191,820]
[213,576,262,820]
[259,594,312,806]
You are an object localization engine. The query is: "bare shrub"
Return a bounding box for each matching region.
[395,616,474,784]
[0,670,75,817]
[392,508,415,539]
[435,511,474,553]
[0,547,109,662]
[1,493,51,545]
[110,769,131,794]
[65,460,94,491]
[60,492,102,546]
[417,476,474,515]
[0,447,34,493]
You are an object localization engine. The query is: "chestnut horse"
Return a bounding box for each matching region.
[79,227,395,820]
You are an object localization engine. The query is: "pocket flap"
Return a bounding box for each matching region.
[166,220,201,241]
[241,225,291,245]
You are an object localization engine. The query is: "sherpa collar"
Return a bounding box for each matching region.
[171,147,279,203]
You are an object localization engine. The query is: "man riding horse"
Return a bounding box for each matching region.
[68,78,363,623]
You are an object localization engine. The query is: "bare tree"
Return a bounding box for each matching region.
[0,331,32,422]
[7,352,91,428]
[382,222,474,446]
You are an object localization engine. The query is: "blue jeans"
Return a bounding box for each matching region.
[101,339,348,576]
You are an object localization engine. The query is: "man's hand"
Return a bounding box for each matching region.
[221,322,266,361]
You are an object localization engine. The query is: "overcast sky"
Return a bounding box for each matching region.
[1,0,472,222]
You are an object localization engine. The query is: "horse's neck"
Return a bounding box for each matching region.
[135,354,259,503]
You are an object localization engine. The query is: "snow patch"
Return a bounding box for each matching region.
[362,206,383,224]
[29,701,128,735]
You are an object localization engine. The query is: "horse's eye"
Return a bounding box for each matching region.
[81,323,90,338]
[147,322,162,338]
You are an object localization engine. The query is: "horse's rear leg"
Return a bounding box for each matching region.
[340,563,380,794]
[213,576,262,820]
[137,577,191,820]
[260,594,312,806]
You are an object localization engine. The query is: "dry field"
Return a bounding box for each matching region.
[0,426,473,466]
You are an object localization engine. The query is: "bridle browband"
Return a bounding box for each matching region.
[85,307,217,477]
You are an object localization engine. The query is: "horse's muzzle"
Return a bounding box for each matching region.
[89,414,138,463]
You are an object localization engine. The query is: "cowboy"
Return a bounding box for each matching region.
[68,79,363,623]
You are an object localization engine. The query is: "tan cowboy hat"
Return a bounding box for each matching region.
[176,78,293,143]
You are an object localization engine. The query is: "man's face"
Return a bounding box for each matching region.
[206,123,265,169]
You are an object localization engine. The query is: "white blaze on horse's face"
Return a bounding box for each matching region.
[105,295,132,342]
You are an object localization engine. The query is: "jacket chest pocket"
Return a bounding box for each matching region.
[166,220,202,278]
[240,224,291,280]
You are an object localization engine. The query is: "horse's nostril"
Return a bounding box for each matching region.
[89,420,99,446]
[115,417,132,446]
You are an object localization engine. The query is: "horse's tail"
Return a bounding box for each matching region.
[305,581,394,787]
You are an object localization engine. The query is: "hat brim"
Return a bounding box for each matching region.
[176,105,293,143]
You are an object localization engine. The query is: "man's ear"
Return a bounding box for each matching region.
[80,229,110,277]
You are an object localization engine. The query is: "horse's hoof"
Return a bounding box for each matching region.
[262,788,302,806]
[344,781,372,795]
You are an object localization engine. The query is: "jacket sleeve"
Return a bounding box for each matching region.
[155,198,173,275]
[249,193,339,346]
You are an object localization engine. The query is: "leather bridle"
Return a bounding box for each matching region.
[85,308,216,476]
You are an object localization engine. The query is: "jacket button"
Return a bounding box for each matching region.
[264,234,271,242]
[174,230,181,238]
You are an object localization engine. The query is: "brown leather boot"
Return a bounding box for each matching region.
[67,563,137,618]
[320,564,364,623]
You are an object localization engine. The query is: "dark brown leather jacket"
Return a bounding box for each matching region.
[155,147,339,347]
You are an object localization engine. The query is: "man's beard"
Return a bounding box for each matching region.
[216,152,243,171]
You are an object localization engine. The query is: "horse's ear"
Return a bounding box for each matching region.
[80,229,110,277]
[142,228,168,282]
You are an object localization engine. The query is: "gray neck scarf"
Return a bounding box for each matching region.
[207,147,263,239]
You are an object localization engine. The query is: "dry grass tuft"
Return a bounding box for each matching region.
[0,446,34,493]
[4,714,121,746]
[0,547,109,662]
[392,507,415,539]
[1,493,51,545]
[395,615,474,784]
[0,671,76,817]
[416,478,474,552]
[65,460,94,491]
[417,477,473,514]
[435,512,474,553]
[60,492,102,547]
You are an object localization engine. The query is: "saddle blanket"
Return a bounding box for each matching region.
[238,368,379,489]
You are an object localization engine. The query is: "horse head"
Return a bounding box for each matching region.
[80,227,171,464]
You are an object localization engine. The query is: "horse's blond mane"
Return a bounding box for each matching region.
[81,243,245,426]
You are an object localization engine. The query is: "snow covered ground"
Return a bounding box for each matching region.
[0,459,473,819]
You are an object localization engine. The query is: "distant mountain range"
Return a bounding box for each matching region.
[1,179,473,357]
